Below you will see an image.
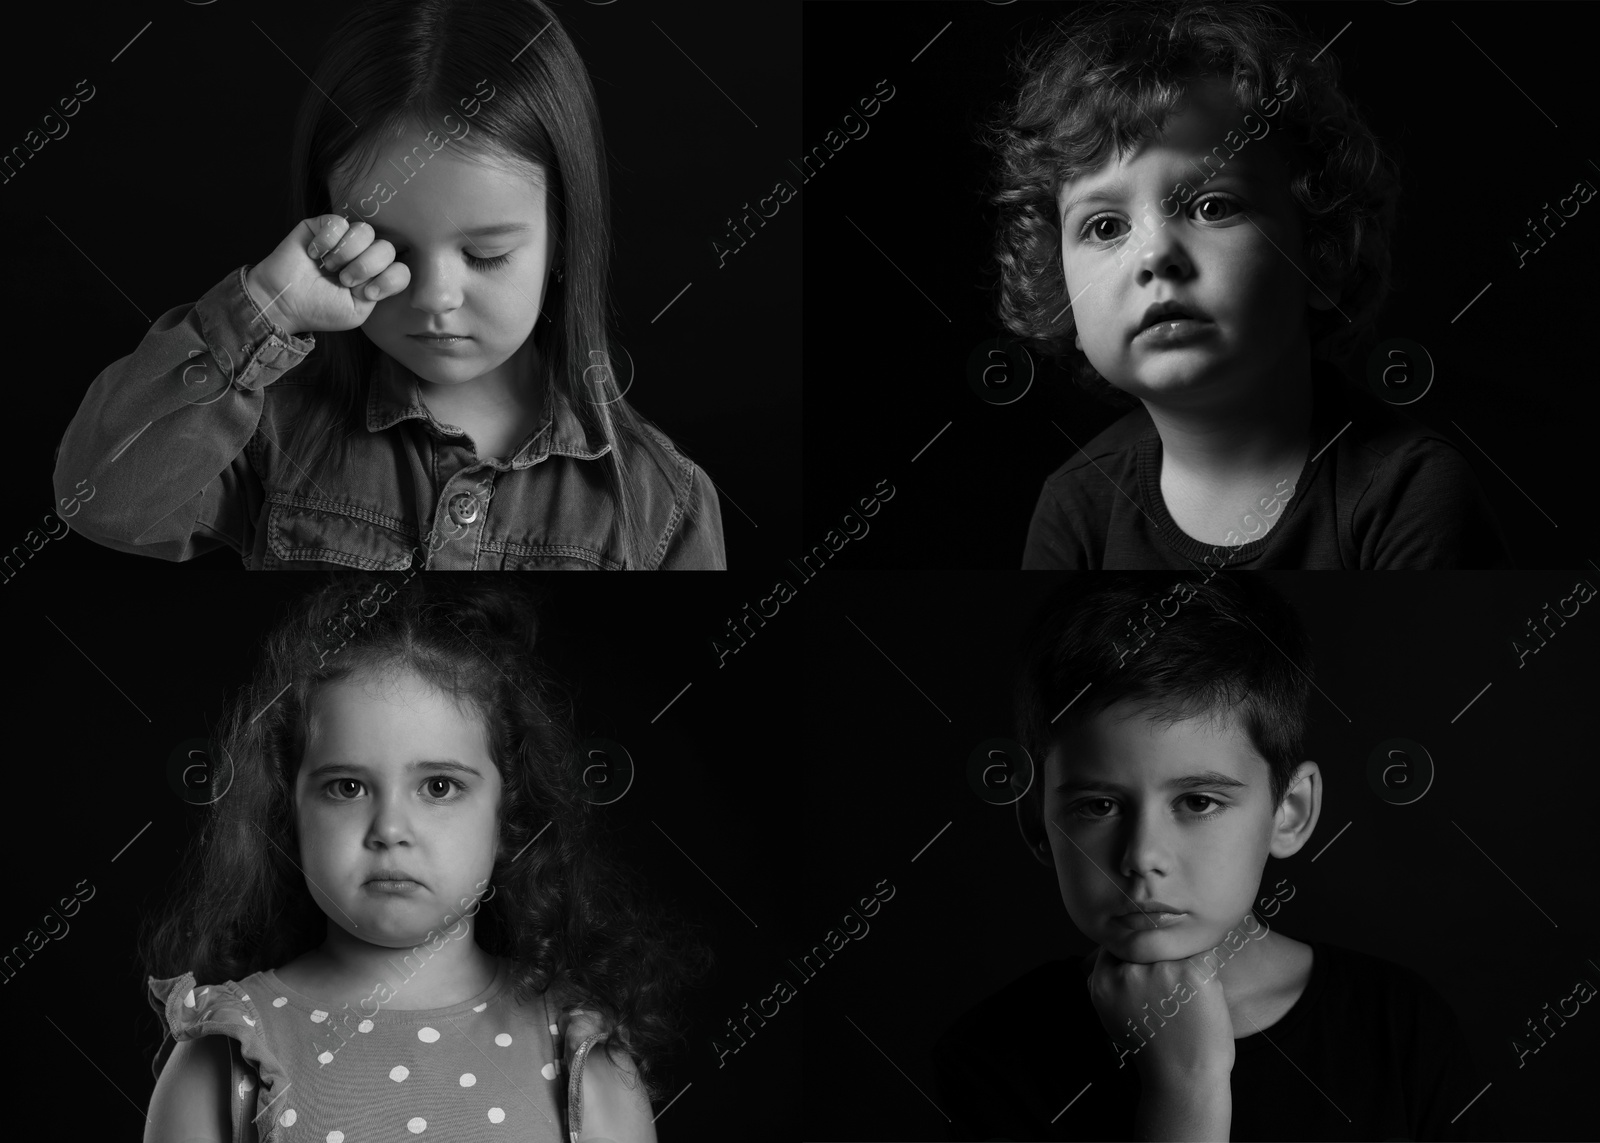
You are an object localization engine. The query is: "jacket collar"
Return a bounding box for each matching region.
[364,350,611,467]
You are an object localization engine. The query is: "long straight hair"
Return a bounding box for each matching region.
[280,0,702,568]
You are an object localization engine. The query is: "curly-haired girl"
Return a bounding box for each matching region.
[983,0,1507,570]
[140,575,711,1141]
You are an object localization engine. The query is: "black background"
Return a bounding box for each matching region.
[795,570,1596,1140]
[4,0,799,570]
[5,568,1597,1140]
[7,571,806,1140]
[802,1,1595,570]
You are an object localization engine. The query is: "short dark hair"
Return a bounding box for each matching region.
[1013,572,1313,835]
[979,0,1402,409]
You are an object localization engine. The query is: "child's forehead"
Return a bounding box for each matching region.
[1049,700,1261,775]
[1056,85,1275,198]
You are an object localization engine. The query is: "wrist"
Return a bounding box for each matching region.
[1138,1059,1233,1091]
[244,267,303,337]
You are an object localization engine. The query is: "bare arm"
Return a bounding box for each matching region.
[1135,1067,1232,1142]
[144,1035,233,1143]
[575,1043,657,1143]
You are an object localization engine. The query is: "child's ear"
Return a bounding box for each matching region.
[1015,798,1055,867]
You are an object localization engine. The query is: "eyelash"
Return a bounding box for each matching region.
[392,249,513,272]
[1077,193,1244,244]
[1069,794,1229,821]
[322,777,467,803]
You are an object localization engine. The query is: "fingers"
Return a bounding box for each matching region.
[353,261,410,302]
[305,214,350,264]
[313,218,384,281]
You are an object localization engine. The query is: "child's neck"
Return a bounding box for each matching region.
[416,338,544,425]
[1142,356,1314,489]
[291,929,500,1011]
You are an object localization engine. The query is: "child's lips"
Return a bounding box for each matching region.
[1114,910,1188,930]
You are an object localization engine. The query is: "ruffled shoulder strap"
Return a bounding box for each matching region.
[147,972,285,1142]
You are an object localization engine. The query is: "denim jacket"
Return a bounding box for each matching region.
[53,265,726,569]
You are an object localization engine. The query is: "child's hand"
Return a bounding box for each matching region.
[1086,944,1236,1084]
[245,214,411,337]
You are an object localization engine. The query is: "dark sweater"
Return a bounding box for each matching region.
[1021,364,1511,569]
[931,940,1504,1141]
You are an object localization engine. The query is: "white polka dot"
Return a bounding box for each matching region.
[358,1019,374,1033]
[183,989,195,1008]
[407,1117,427,1133]
[487,1108,505,1124]
[459,1073,476,1087]
[273,997,288,1008]
[495,1033,512,1047]
[310,1009,328,1023]
[418,1026,441,1043]
[390,1065,410,1082]
[318,1050,333,1065]
[327,1133,345,1143]
[473,1002,488,1012]
[241,994,250,1002]
[280,1108,297,1126]
[541,1061,557,1080]
[549,1023,559,1035]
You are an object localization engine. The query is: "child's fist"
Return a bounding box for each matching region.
[1086,944,1236,1083]
[245,213,412,336]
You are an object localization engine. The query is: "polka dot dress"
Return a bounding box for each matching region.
[148,959,567,1141]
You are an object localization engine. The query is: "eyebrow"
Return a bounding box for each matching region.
[1055,769,1249,794]
[365,221,532,240]
[303,759,485,781]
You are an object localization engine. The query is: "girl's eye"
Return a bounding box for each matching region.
[424,777,459,799]
[392,249,513,271]
[322,778,467,802]
[1077,193,1243,245]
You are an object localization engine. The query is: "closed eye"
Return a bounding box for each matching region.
[392,248,513,272]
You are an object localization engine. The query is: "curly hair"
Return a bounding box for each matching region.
[137,574,712,1103]
[979,0,1403,408]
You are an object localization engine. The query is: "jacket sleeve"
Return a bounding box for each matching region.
[52,265,317,561]
[657,462,727,569]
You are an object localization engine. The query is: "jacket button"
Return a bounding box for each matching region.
[448,492,479,525]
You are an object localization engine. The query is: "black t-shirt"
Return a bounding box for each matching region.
[931,941,1504,1141]
[1021,364,1512,569]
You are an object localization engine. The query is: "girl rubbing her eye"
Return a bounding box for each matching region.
[139,576,712,1142]
[55,0,725,570]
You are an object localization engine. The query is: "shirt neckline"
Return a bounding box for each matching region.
[1134,368,1348,566]
[259,954,511,1020]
